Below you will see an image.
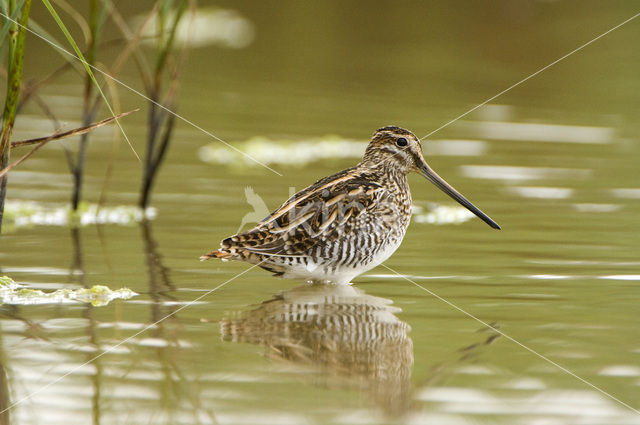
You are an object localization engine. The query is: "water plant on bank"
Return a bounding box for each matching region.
[40,0,137,210]
[0,275,137,306]
[0,1,139,234]
[10,1,191,217]
[0,111,137,233]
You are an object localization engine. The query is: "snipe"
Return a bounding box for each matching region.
[201,126,500,284]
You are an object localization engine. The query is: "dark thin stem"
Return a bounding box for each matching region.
[138,1,188,210]
[139,90,161,209]
[153,109,175,173]
[71,0,99,211]
[140,108,175,209]
[71,107,98,210]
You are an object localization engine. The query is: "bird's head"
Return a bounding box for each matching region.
[361,126,500,229]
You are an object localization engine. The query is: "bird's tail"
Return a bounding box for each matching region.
[199,249,232,261]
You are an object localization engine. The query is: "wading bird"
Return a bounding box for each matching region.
[201,126,500,284]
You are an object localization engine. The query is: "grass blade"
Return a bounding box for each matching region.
[40,0,140,161]
[0,0,25,45]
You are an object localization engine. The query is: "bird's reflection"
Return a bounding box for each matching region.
[221,283,413,415]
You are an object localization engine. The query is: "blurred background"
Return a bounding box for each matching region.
[1,1,639,424]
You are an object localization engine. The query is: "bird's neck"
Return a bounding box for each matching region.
[357,162,409,189]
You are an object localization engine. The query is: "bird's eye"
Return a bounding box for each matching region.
[396,137,408,147]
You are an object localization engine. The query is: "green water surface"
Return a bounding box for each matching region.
[1,1,639,424]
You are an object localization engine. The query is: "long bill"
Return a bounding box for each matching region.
[419,163,501,230]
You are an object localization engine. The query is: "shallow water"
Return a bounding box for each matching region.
[1,2,640,424]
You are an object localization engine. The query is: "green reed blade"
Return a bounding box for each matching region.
[40,0,140,161]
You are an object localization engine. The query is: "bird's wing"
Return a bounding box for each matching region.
[220,169,385,257]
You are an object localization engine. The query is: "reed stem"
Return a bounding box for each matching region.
[0,0,31,235]
[139,0,187,209]
[70,0,99,211]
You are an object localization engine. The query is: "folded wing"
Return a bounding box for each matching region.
[221,171,385,258]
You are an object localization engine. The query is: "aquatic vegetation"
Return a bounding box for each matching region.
[199,136,368,167]
[40,0,137,210]
[138,0,189,209]
[455,120,614,144]
[0,0,190,227]
[0,276,137,306]
[135,6,255,49]
[199,137,490,168]
[411,204,474,225]
[508,186,574,199]
[3,200,156,230]
[0,0,32,234]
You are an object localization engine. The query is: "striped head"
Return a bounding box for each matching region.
[361,126,424,173]
[360,125,501,230]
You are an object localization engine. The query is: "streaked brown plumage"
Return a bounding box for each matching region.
[201,126,500,284]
